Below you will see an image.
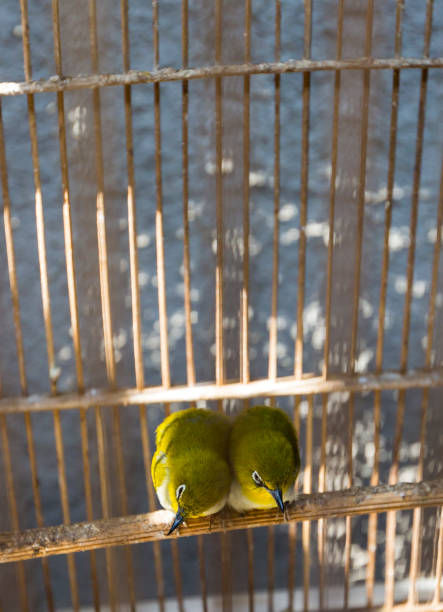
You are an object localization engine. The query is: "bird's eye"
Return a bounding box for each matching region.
[176,484,186,500]
[252,471,264,487]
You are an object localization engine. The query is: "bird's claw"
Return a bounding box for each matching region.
[283,502,290,522]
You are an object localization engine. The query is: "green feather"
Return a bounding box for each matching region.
[151,408,231,519]
[229,405,300,510]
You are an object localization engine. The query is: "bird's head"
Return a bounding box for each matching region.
[167,449,230,535]
[236,432,299,512]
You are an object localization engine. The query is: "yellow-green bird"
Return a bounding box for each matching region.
[151,407,231,535]
[228,405,300,513]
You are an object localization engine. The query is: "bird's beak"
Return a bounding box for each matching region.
[167,509,185,535]
[270,488,285,513]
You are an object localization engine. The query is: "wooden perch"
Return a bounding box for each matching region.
[0,480,442,564]
[0,57,443,97]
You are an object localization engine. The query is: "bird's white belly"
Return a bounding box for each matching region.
[155,455,175,512]
[201,495,228,516]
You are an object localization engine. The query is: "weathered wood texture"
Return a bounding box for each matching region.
[0,367,442,415]
[1,480,442,564]
[0,57,443,97]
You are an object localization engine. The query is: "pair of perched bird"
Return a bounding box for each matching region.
[151,405,300,535]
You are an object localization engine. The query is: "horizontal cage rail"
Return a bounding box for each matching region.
[1,366,442,414]
[1,56,443,97]
[0,480,442,564]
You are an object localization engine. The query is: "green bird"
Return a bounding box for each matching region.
[151,407,231,535]
[228,405,300,513]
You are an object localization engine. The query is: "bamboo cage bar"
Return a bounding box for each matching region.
[87,0,118,607]
[119,1,166,610]
[1,57,443,97]
[121,0,168,608]
[213,3,234,610]
[408,2,440,604]
[0,367,442,415]
[0,96,55,612]
[317,2,345,606]
[303,396,314,612]
[366,1,404,606]
[434,508,443,605]
[19,0,81,607]
[180,2,208,610]
[408,153,443,604]
[345,2,374,607]
[294,0,311,383]
[1,480,442,565]
[241,3,253,610]
[385,1,434,607]
[0,413,29,611]
[215,0,224,392]
[267,0,281,387]
[51,0,100,607]
[300,3,313,609]
[266,2,282,610]
[152,0,185,603]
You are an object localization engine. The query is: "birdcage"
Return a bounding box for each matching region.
[0,0,442,610]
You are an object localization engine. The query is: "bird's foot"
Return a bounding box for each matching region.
[283,502,290,522]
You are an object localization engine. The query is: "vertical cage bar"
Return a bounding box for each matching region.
[151,1,184,609]
[139,405,166,612]
[152,5,171,392]
[1,100,55,611]
[94,405,116,610]
[51,0,100,607]
[385,3,433,607]
[215,0,224,390]
[287,505,296,610]
[52,409,80,611]
[318,3,344,607]
[349,2,374,373]
[0,116,27,395]
[196,535,208,612]
[345,2,374,607]
[434,508,443,604]
[19,0,81,606]
[0,413,29,612]
[87,1,117,607]
[398,3,432,374]
[366,2,404,605]
[317,394,328,610]
[119,0,165,609]
[115,1,163,611]
[267,523,275,612]
[181,0,196,390]
[19,0,57,391]
[408,4,438,604]
[89,0,139,601]
[241,0,251,391]
[322,0,343,382]
[121,4,166,609]
[299,4,313,610]
[242,0,253,609]
[303,396,313,612]
[268,0,281,385]
[294,0,312,380]
[408,152,443,605]
[180,1,208,608]
[78,409,100,612]
[214,1,232,611]
[288,398,302,611]
[267,4,281,610]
